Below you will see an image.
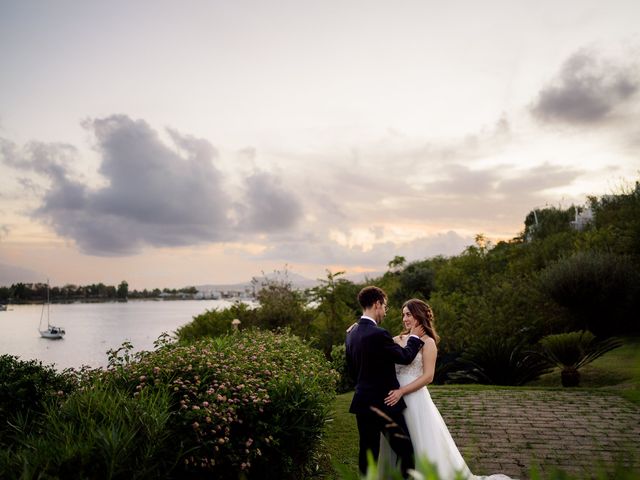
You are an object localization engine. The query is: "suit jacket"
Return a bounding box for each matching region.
[346,317,424,415]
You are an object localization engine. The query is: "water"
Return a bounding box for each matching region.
[0,299,243,370]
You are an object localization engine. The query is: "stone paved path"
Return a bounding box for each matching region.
[429,387,640,479]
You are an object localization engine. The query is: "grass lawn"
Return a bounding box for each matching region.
[528,336,640,405]
[319,393,360,480]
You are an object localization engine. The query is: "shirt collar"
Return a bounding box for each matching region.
[361,315,377,325]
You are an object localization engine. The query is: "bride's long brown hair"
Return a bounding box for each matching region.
[401,298,440,344]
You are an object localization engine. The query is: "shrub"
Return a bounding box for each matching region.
[539,251,639,335]
[537,331,622,387]
[331,343,355,394]
[448,337,552,386]
[175,301,255,342]
[0,355,75,446]
[0,385,174,479]
[2,331,337,479]
[104,329,338,479]
[253,274,314,337]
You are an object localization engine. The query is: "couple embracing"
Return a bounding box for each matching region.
[346,286,512,480]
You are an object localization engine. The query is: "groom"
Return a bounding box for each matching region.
[346,286,425,477]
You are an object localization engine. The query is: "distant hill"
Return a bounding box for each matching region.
[194,269,384,294]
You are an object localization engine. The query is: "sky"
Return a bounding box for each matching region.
[1,0,639,289]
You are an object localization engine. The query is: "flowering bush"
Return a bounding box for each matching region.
[104,329,338,478]
[1,330,337,479]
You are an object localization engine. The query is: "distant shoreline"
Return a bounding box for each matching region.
[1,297,249,306]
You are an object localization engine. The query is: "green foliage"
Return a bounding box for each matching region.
[365,454,639,480]
[589,181,640,257]
[524,206,577,241]
[395,260,436,301]
[1,385,174,479]
[539,251,639,335]
[117,280,129,299]
[0,355,76,447]
[537,331,623,387]
[112,330,336,478]
[175,301,255,342]
[2,331,337,479]
[253,273,315,337]
[331,343,355,394]
[449,337,552,386]
[430,263,563,356]
[310,271,360,357]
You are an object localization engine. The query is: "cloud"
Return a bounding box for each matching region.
[416,163,500,197]
[0,112,597,270]
[531,49,639,124]
[23,115,233,255]
[256,230,473,267]
[497,163,583,195]
[0,137,76,180]
[0,225,9,239]
[1,115,306,256]
[237,171,303,232]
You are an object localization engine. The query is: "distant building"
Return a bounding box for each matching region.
[570,206,594,231]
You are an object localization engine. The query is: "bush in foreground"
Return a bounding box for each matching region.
[107,329,338,478]
[0,354,76,448]
[0,385,174,479]
[1,330,338,479]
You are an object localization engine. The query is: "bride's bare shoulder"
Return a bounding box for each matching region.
[421,335,437,350]
[393,334,405,343]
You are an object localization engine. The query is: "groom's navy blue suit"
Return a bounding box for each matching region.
[346,317,424,476]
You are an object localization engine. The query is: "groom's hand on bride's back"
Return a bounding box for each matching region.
[410,325,426,338]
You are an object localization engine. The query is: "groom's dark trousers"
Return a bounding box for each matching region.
[346,318,424,477]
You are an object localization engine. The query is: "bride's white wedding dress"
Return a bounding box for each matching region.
[379,339,514,480]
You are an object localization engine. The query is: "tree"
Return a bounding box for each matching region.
[387,255,406,273]
[310,270,359,357]
[253,269,312,336]
[589,181,640,258]
[523,206,576,242]
[539,251,639,335]
[117,281,129,300]
[396,261,435,300]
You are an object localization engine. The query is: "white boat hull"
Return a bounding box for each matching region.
[40,328,65,339]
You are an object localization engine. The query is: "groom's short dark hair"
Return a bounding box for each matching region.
[357,286,387,310]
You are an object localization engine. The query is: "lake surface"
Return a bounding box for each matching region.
[0,300,243,370]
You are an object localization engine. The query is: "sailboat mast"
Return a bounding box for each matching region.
[47,279,50,328]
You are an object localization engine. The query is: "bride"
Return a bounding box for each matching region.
[379,298,513,480]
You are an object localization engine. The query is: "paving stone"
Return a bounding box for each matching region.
[427,387,640,479]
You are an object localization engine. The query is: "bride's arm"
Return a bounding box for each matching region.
[384,337,437,406]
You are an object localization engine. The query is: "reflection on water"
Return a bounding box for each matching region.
[0,299,240,370]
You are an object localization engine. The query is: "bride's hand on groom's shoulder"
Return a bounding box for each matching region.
[384,388,404,407]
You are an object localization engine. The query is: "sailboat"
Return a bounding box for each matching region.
[39,281,65,339]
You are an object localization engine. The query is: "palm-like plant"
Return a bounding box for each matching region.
[538,331,622,387]
[448,337,552,386]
